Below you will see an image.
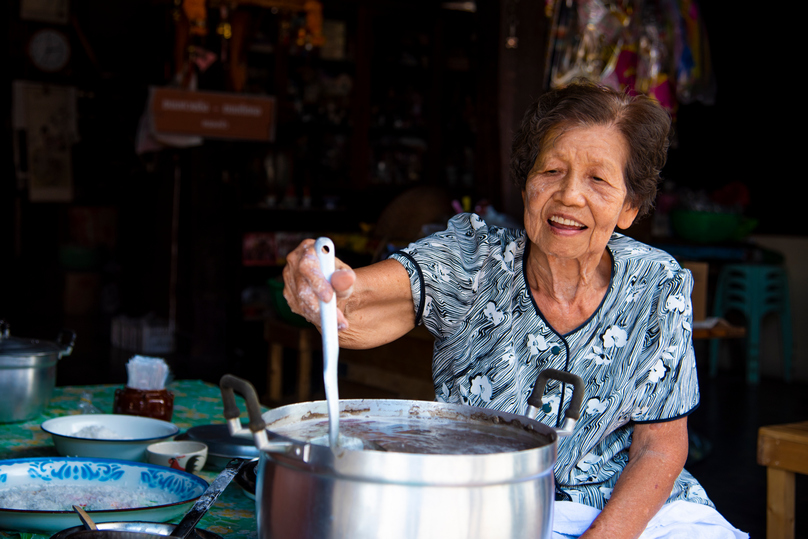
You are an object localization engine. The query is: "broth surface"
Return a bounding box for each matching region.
[270,414,552,455]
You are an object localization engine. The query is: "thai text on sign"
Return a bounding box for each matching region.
[150,86,276,142]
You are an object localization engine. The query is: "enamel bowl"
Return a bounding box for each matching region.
[0,457,208,534]
[41,414,179,462]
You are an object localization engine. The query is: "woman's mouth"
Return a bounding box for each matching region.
[548,215,586,230]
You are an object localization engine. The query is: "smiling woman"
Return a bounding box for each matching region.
[522,125,637,274]
[281,81,748,538]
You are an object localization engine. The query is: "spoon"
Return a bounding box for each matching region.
[72,505,97,530]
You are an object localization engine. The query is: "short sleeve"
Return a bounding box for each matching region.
[632,266,700,423]
[388,213,497,338]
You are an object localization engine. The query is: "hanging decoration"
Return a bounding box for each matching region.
[216,4,233,62]
[183,0,208,36]
[505,0,520,49]
[303,0,324,49]
[544,0,715,122]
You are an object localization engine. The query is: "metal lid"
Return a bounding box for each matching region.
[181,424,260,460]
[0,321,65,358]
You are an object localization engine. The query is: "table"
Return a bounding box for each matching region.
[757,421,808,539]
[691,317,746,341]
[0,380,260,538]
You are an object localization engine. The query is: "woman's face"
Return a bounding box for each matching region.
[522,124,639,262]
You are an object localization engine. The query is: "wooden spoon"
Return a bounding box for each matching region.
[73,505,98,530]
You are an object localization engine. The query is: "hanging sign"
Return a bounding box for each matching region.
[149,87,276,142]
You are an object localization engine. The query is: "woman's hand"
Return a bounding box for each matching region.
[282,239,357,330]
[283,239,417,349]
[580,417,689,539]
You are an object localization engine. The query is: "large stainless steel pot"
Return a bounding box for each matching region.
[0,320,76,423]
[220,369,584,539]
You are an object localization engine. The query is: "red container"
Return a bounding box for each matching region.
[113,386,174,422]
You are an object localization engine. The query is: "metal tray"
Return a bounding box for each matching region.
[233,458,259,500]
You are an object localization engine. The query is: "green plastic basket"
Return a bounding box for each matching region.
[670,210,756,243]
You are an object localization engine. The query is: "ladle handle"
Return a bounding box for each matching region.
[315,237,340,450]
[315,237,339,370]
[171,458,246,538]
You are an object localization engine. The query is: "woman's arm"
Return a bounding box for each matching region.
[580,417,689,539]
[283,239,416,349]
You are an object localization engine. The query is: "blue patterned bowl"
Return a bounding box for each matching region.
[0,457,208,534]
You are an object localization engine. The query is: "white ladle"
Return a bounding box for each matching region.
[315,237,340,450]
[315,237,363,452]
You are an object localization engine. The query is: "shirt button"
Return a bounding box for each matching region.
[550,345,561,355]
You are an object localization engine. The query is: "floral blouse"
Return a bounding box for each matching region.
[389,213,713,509]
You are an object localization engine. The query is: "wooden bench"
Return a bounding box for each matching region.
[757,421,808,539]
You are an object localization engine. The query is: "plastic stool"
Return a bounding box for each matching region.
[708,264,793,384]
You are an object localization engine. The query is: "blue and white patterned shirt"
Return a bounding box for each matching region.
[390,213,713,509]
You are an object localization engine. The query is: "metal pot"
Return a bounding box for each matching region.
[0,320,76,423]
[220,369,584,539]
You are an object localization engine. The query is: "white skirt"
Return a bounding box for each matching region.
[553,500,749,538]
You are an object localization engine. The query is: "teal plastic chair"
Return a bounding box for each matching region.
[708,264,793,384]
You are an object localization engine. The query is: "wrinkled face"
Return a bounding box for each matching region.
[522,125,639,262]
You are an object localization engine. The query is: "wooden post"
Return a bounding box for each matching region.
[268,343,283,404]
[297,328,313,402]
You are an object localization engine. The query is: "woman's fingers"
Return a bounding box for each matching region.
[330,268,356,331]
[282,240,323,324]
[331,268,356,299]
[282,239,355,329]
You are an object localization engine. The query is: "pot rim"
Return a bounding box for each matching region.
[256,398,559,486]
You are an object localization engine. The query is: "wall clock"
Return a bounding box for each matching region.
[28,28,71,73]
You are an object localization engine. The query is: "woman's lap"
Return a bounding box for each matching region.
[552,500,749,538]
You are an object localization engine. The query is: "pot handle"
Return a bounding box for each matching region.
[221,374,267,434]
[526,368,585,437]
[57,329,77,358]
[220,374,313,461]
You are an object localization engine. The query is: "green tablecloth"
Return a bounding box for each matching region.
[0,380,260,538]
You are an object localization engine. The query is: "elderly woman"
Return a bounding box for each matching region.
[283,81,745,538]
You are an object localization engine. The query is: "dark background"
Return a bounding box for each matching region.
[3,0,801,366]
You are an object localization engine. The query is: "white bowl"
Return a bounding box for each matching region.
[146,441,208,473]
[0,457,208,534]
[41,414,179,462]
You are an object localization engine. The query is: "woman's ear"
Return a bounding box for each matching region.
[617,201,640,230]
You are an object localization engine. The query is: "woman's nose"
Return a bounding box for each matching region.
[555,173,586,206]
